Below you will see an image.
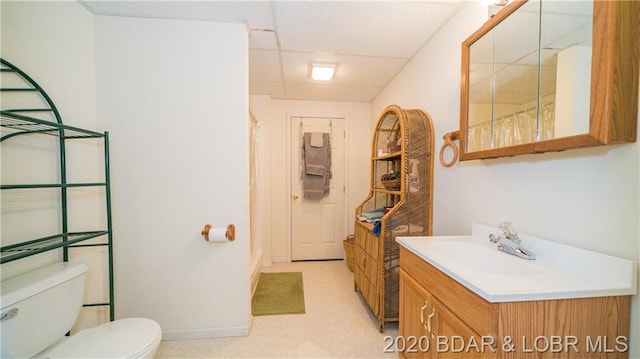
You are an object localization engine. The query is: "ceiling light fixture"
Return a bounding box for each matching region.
[311,63,336,81]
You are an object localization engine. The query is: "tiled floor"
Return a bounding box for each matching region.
[156,260,399,358]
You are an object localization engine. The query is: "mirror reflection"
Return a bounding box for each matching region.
[467,0,593,152]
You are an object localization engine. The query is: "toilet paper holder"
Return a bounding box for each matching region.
[201,223,236,242]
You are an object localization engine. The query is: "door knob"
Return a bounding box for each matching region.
[292,194,299,200]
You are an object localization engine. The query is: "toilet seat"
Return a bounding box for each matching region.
[39,318,162,359]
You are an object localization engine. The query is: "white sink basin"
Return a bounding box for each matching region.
[396,223,637,302]
[427,241,541,276]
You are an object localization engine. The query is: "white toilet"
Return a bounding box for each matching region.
[0,262,162,358]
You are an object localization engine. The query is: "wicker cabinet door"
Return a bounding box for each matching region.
[353,222,366,294]
[354,221,380,314]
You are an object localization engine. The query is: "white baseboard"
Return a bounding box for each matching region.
[271,256,289,263]
[162,324,250,341]
[250,252,263,296]
[163,254,265,342]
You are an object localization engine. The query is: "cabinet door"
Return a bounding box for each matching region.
[432,297,496,359]
[353,222,366,290]
[354,222,379,314]
[399,269,433,359]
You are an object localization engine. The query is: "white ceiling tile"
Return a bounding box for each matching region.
[81,0,466,102]
[249,50,282,82]
[280,51,407,87]
[250,81,286,98]
[274,1,459,58]
[83,1,275,29]
[284,83,382,103]
[249,29,279,50]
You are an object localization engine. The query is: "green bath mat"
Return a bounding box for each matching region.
[252,272,305,316]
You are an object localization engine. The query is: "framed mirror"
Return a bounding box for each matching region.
[459,0,639,161]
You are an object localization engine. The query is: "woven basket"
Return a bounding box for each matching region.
[343,235,355,272]
[381,178,401,190]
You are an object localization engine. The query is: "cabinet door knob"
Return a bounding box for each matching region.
[292,194,299,200]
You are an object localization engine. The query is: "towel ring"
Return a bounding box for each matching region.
[439,131,460,167]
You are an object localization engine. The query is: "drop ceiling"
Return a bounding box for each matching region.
[81,1,465,102]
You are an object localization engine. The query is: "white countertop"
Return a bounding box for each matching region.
[396,223,637,302]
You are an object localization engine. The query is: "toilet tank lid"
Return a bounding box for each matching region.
[1,262,87,309]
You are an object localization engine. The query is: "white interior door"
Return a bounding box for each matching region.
[290,117,345,261]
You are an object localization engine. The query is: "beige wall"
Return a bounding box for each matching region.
[2,1,252,340]
[95,15,250,338]
[0,1,106,330]
[372,2,639,357]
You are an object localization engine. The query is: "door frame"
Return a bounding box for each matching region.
[285,113,350,262]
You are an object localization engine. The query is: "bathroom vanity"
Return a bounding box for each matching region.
[397,224,636,358]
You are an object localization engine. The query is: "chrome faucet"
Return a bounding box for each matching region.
[489,222,536,260]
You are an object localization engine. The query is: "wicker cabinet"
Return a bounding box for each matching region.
[354,105,434,331]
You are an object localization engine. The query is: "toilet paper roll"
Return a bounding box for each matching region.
[201,223,236,242]
[205,227,228,242]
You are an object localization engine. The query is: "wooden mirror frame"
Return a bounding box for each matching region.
[459,0,639,161]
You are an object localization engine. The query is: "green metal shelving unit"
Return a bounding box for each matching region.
[0,58,114,321]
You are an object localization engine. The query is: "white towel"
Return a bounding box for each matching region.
[310,132,324,147]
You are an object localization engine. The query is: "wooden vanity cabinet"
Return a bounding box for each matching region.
[399,270,432,359]
[432,296,495,359]
[399,247,631,359]
[399,250,497,359]
[400,270,495,359]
